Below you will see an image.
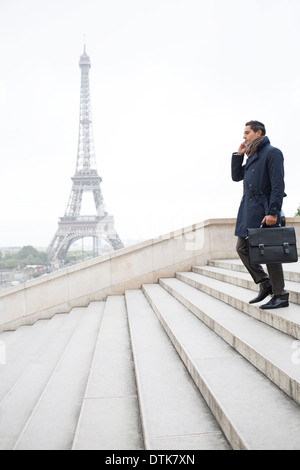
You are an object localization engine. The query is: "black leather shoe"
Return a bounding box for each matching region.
[249,283,272,304]
[260,295,289,309]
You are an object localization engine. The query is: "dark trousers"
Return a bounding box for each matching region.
[236,236,285,296]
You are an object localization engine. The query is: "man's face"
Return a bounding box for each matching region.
[243,125,262,146]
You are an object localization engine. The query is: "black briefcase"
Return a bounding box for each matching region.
[246,226,298,264]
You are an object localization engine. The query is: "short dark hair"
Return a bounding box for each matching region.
[246,120,266,135]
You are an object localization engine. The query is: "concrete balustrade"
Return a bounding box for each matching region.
[1,218,299,333]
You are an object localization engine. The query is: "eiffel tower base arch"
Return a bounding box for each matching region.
[47,215,123,263]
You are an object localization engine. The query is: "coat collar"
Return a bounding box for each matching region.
[245,136,270,169]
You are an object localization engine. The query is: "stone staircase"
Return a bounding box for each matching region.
[1,259,300,450]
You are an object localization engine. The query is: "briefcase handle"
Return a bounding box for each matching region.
[260,223,282,228]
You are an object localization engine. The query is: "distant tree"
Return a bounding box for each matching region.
[17,246,49,266]
[2,246,49,269]
[18,246,39,259]
[295,205,300,217]
[3,252,19,269]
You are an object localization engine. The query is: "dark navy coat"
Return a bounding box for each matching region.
[231,136,285,238]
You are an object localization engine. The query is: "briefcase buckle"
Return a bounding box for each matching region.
[283,242,290,254]
[259,243,264,255]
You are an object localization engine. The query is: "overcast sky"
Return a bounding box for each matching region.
[1,0,300,248]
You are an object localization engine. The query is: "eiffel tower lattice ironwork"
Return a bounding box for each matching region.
[47,47,124,262]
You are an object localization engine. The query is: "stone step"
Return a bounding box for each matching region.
[125,289,231,450]
[1,257,300,450]
[0,314,69,386]
[159,276,300,405]
[0,309,85,450]
[73,296,143,450]
[209,259,300,283]
[0,326,31,342]
[143,282,300,450]
[12,302,104,450]
[0,317,66,350]
[194,264,300,304]
[175,270,300,340]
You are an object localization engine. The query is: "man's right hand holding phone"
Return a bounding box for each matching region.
[237,142,247,155]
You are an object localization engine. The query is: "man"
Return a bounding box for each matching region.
[231,120,289,309]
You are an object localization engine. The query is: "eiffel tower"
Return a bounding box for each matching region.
[47,46,124,262]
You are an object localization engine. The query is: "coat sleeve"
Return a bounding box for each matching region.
[267,149,285,215]
[231,153,245,181]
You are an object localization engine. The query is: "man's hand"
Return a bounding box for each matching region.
[237,142,247,155]
[262,215,277,226]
